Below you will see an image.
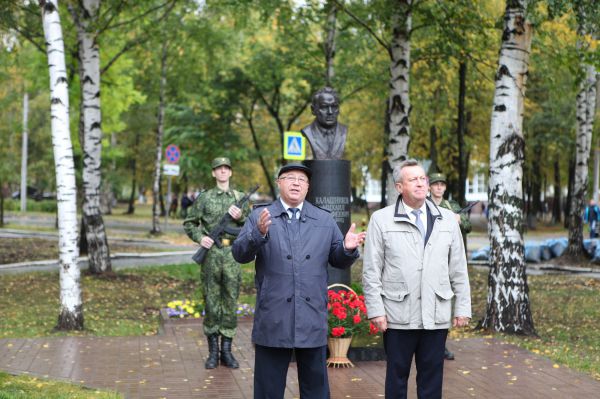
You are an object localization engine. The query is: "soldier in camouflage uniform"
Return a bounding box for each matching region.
[183,157,250,369]
[428,173,472,235]
[428,172,472,361]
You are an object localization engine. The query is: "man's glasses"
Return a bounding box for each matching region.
[279,175,309,184]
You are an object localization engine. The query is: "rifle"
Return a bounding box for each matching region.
[457,201,479,214]
[192,184,259,265]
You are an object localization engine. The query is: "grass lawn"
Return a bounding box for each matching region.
[0,262,599,384]
[0,263,255,338]
[0,372,121,399]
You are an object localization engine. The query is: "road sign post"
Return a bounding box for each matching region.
[283,131,306,160]
[163,144,181,230]
[165,144,181,164]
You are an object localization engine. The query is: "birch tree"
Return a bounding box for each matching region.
[68,0,111,274]
[566,1,599,259]
[334,0,412,204]
[40,0,84,330]
[480,0,535,335]
[150,41,168,235]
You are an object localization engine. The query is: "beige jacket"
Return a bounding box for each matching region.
[362,196,471,330]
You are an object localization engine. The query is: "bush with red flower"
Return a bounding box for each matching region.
[327,288,378,338]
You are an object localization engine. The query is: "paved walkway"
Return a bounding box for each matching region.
[1,318,598,399]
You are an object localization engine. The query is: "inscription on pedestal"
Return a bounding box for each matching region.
[314,196,350,224]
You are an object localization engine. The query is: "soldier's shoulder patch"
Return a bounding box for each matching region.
[252,202,272,210]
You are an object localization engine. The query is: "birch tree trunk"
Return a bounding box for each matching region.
[567,40,597,257]
[40,0,84,330]
[552,159,562,224]
[151,41,168,234]
[457,61,468,206]
[324,0,337,86]
[69,0,112,274]
[480,0,535,335]
[385,0,411,204]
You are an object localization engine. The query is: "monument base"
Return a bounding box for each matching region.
[304,159,351,286]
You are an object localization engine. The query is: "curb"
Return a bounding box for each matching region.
[0,251,196,273]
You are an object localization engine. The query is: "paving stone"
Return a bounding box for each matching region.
[1,318,598,398]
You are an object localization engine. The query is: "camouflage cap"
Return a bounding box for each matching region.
[428,172,447,184]
[211,157,231,169]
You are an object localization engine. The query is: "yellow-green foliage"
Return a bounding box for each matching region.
[0,372,122,399]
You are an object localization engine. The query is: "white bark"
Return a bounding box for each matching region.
[386,0,411,204]
[151,42,168,234]
[69,0,112,274]
[20,93,28,212]
[481,0,534,335]
[568,47,598,256]
[40,0,83,330]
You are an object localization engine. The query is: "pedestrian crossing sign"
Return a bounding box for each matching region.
[284,131,306,160]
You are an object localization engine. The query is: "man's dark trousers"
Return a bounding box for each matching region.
[254,344,329,398]
[383,329,448,399]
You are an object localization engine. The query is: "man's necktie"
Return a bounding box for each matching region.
[288,208,300,235]
[411,209,425,240]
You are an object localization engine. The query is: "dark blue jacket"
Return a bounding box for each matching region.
[232,199,358,348]
[584,205,600,223]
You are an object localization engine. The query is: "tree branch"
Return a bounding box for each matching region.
[332,0,389,51]
[101,0,175,32]
[100,36,149,74]
[6,25,45,53]
[286,99,310,131]
[97,0,127,35]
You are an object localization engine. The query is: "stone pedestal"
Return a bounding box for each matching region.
[305,159,351,286]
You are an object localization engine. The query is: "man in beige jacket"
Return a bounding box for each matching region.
[362,159,471,399]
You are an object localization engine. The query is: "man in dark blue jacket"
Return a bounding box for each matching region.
[232,163,366,399]
[584,199,600,239]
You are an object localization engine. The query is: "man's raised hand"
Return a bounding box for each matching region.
[344,223,366,250]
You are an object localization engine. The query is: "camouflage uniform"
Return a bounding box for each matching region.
[183,186,250,339]
[438,198,472,236]
[428,172,472,236]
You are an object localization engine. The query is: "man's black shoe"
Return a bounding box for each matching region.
[444,347,455,360]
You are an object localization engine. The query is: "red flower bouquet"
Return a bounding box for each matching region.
[327,287,378,338]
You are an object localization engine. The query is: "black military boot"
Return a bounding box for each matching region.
[205,335,219,369]
[220,336,239,369]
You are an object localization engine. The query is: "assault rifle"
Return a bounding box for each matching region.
[457,201,479,214]
[192,184,259,265]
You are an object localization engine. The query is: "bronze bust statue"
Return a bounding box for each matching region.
[301,87,348,160]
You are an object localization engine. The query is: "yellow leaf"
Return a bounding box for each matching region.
[553,364,560,369]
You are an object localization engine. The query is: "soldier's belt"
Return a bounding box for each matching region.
[221,238,231,247]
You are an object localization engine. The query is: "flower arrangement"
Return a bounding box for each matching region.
[327,288,378,338]
[165,299,256,318]
[166,300,203,318]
